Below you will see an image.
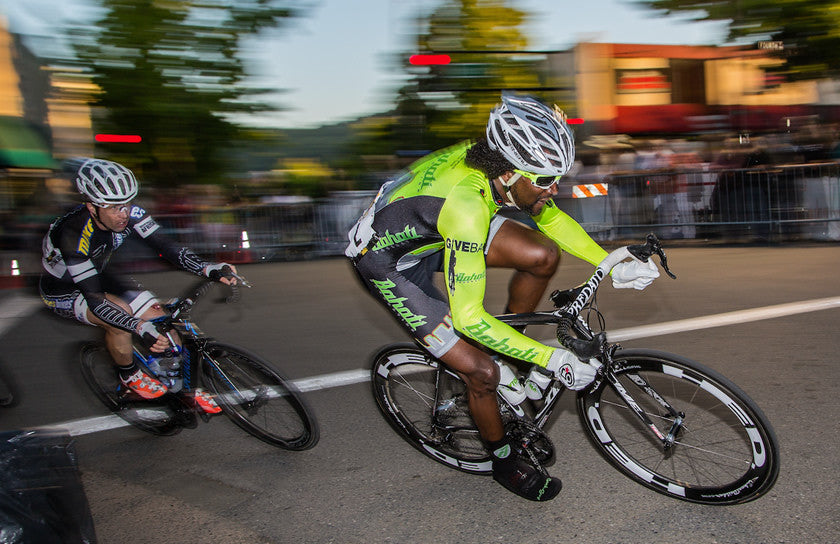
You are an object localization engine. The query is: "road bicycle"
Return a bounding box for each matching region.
[371,234,780,504]
[80,271,319,450]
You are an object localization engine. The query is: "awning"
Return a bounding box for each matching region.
[0,116,56,169]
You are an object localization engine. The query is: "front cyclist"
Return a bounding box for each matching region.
[347,93,659,501]
[40,158,237,413]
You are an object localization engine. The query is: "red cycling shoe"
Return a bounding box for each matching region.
[120,369,168,400]
[185,388,222,414]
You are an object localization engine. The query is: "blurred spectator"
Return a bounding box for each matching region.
[710,138,773,241]
[654,149,703,239]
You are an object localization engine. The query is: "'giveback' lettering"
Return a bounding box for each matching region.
[371,278,427,331]
[464,320,538,362]
[446,238,484,253]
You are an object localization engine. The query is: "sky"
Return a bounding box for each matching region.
[0,0,730,129]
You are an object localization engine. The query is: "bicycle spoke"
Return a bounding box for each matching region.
[391,369,436,409]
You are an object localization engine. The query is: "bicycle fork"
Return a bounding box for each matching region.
[604,368,685,452]
[203,348,271,413]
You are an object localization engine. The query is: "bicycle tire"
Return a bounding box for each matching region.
[79,342,192,436]
[201,342,319,450]
[371,343,492,474]
[577,348,780,505]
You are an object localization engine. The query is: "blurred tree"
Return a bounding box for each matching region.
[69,0,299,186]
[382,0,551,153]
[636,0,840,81]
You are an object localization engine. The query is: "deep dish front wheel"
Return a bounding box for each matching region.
[201,342,319,450]
[577,349,780,505]
[79,342,192,436]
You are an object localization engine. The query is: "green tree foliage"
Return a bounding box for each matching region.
[635,0,840,80]
[388,0,548,152]
[69,0,298,185]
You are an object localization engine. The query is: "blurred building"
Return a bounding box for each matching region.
[0,17,95,213]
[0,18,53,216]
[570,42,836,135]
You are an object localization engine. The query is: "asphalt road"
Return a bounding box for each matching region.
[0,244,838,544]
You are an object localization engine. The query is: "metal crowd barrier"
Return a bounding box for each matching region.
[3,163,838,280]
[558,162,840,243]
[153,191,379,263]
[147,163,840,264]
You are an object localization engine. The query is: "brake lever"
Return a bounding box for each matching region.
[231,272,252,288]
[655,246,677,279]
[628,233,676,279]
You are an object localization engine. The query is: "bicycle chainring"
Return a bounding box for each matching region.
[504,418,555,466]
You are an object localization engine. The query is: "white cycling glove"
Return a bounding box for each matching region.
[611,258,660,290]
[546,349,600,391]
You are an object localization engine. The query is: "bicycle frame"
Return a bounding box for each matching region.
[137,277,264,405]
[487,233,682,450]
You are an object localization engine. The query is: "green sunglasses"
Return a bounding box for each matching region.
[514,169,562,189]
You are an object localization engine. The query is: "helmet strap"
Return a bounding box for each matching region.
[86,203,105,229]
[498,173,521,209]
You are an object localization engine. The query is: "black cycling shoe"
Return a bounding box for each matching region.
[492,458,562,502]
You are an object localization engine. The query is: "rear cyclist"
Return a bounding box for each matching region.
[40,158,237,413]
[347,93,659,501]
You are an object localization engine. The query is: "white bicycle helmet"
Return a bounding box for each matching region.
[73,158,138,206]
[486,93,575,176]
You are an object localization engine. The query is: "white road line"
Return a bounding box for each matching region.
[553,295,840,344]
[293,369,370,392]
[14,295,840,437]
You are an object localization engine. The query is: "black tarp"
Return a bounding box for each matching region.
[0,430,96,543]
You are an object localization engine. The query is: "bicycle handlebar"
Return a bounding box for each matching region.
[160,270,252,323]
[553,233,675,360]
[207,265,252,288]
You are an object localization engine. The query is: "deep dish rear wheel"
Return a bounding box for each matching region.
[371,343,492,474]
[577,349,780,505]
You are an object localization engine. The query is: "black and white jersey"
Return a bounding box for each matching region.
[40,204,208,332]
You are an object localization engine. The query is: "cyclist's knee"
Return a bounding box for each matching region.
[104,294,132,312]
[530,241,559,278]
[462,356,499,395]
[138,302,165,320]
[125,290,163,318]
[101,322,131,340]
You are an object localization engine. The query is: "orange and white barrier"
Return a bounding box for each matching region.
[572,183,609,198]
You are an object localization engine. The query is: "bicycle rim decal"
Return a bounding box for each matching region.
[376,351,432,379]
[586,405,688,497]
[421,443,491,472]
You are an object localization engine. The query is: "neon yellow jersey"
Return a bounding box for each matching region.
[354,141,607,368]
